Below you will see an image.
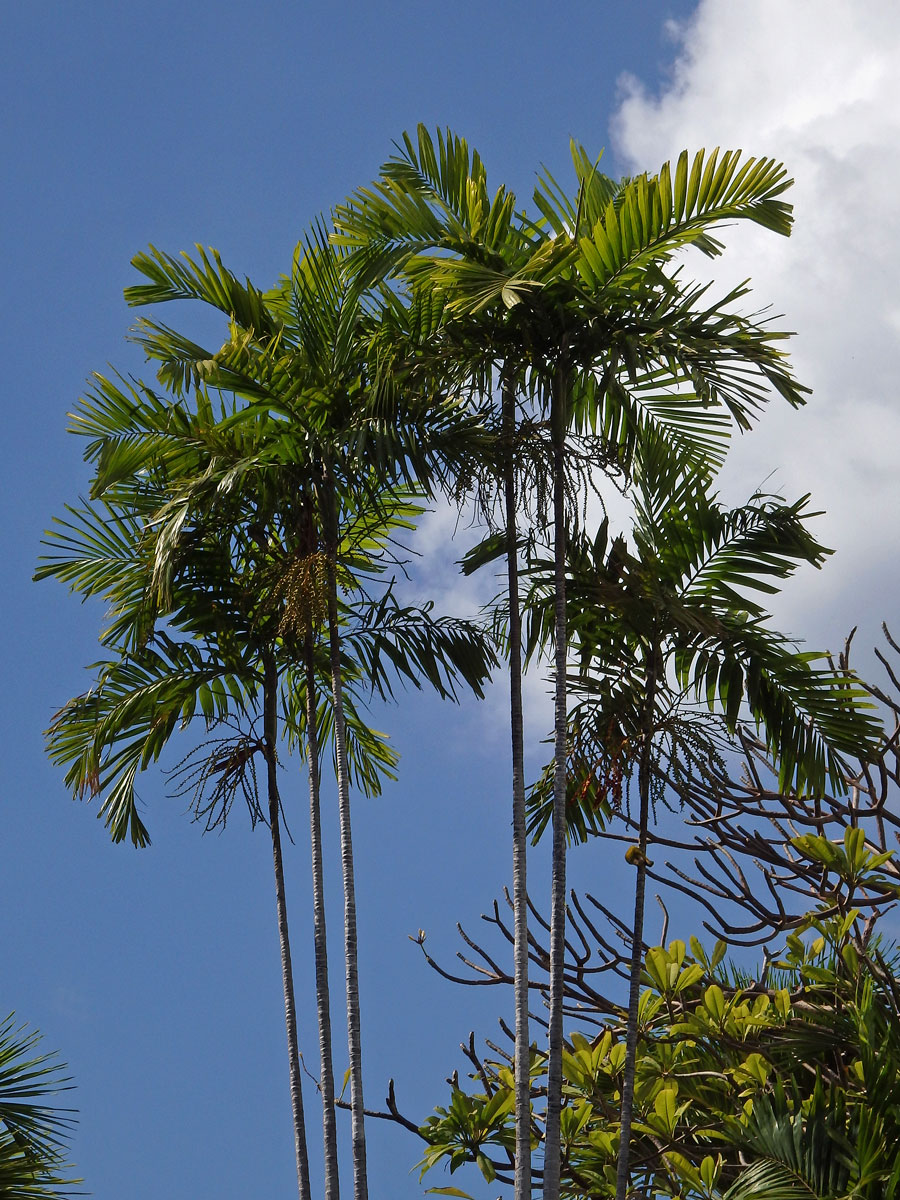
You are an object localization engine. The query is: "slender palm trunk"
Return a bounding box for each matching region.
[323,483,369,1200]
[502,380,531,1200]
[263,651,312,1200]
[615,651,657,1200]
[542,363,570,1200]
[304,632,340,1200]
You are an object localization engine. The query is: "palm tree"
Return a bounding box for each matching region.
[40,396,493,1196]
[128,232,491,1200]
[0,1012,81,1200]
[337,132,579,1200]
[335,127,816,1200]
[0,1013,80,1198]
[41,234,494,1200]
[526,472,883,1196]
[38,428,325,1198]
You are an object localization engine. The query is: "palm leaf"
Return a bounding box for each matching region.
[574,148,793,298]
[126,244,281,341]
[35,500,158,651]
[0,1015,79,1199]
[46,642,254,847]
[344,592,497,703]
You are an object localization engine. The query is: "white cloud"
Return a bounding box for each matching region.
[407,496,556,755]
[613,0,900,654]
[405,3,900,741]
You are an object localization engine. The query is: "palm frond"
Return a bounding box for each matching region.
[0,1016,79,1199]
[35,500,157,651]
[344,591,497,703]
[573,148,793,298]
[46,642,254,847]
[126,244,281,341]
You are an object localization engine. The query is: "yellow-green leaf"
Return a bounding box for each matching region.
[704,984,726,1023]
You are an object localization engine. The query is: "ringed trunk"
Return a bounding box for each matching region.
[503,378,532,1200]
[542,362,570,1200]
[304,631,340,1200]
[263,651,312,1200]
[323,481,369,1200]
[615,651,657,1200]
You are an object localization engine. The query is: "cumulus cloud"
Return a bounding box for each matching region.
[611,1,900,657]
[409,3,900,746]
[405,495,556,755]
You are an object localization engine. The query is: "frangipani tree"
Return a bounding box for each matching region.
[418,899,900,1200]
[524,471,882,1194]
[414,659,899,1196]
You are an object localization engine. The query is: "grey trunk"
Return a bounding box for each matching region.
[263,652,312,1200]
[304,632,340,1200]
[503,380,531,1200]
[542,364,570,1200]
[615,653,657,1200]
[324,513,369,1200]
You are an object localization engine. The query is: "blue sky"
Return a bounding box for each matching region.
[4,3,900,1198]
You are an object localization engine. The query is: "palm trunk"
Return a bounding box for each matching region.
[542,363,570,1200]
[502,379,531,1200]
[615,650,657,1200]
[304,631,340,1200]
[323,481,369,1200]
[263,651,312,1200]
